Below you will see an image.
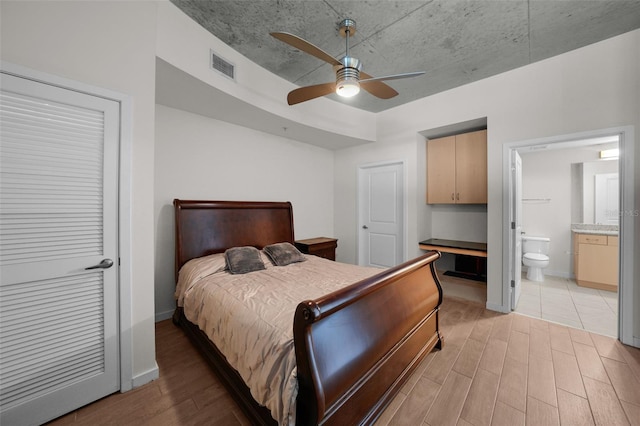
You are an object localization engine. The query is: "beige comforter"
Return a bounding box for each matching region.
[175,253,381,426]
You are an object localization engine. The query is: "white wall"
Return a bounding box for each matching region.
[335,136,423,264]
[334,30,640,320]
[1,1,158,384]
[430,205,488,243]
[154,105,335,320]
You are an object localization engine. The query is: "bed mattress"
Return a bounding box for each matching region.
[175,253,381,425]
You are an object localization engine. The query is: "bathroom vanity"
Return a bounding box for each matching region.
[572,225,619,292]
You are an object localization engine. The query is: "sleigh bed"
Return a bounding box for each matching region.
[172,199,444,425]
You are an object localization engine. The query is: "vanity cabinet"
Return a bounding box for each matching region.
[426,129,487,204]
[573,233,618,291]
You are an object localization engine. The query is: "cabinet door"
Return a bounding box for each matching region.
[578,243,618,286]
[427,136,456,203]
[455,130,487,203]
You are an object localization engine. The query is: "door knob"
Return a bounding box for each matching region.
[85,259,114,270]
[362,225,369,229]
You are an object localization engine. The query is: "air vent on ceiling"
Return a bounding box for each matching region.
[210,50,235,80]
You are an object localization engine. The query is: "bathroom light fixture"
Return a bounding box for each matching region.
[600,148,619,158]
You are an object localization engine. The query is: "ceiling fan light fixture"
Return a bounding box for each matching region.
[335,63,361,98]
[336,77,360,97]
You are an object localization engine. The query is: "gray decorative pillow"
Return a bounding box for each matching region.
[263,242,306,266]
[224,246,266,274]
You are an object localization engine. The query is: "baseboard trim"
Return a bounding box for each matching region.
[155,309,174,322]
[129,363,159,390]
[486,301,509,313]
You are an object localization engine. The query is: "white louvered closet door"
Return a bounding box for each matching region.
[0,73,119,425]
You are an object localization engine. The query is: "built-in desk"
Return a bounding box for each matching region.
[419,238,487,257]
[419,238,487,281]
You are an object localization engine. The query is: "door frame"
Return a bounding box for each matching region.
[502,126,635,346]
[509,150,523,310]
[356,160,408,267]
[1,61,135,389]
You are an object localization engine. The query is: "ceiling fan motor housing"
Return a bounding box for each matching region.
[336,57,362,77]
[336,65,360,82]
[338,19,356,37]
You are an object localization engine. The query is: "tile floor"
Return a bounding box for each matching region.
[438,270,618,338]
[514,274,618,337]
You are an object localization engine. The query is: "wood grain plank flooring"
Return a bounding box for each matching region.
[551,349,587,398]
[526,396,560,426]
[557,389,595,426]
[527,354,558,407]
[496,357,528,412]
[491,400,525,426]
[459,368,500,426]
[583,376,630,425]
[452,337,485,378]
[47,297,640,426]
[423,370,472,426]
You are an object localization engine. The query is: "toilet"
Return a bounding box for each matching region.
[522,236,550,282]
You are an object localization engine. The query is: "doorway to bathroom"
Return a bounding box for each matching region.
[503,126,635,346]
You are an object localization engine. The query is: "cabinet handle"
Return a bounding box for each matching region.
[456,193,460,200]
[451,193,454,200]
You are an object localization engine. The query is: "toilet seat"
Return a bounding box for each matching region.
[523,253,548,262]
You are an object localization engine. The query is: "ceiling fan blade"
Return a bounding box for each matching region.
[287,82,336,105]
[270,32,341,67]
[361,71,425,84]
[359,71,425,99]
[358,71,398,99]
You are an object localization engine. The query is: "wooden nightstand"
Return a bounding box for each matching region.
[295,237,338,261]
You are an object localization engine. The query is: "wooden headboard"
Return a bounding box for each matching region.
[173,199,295,278]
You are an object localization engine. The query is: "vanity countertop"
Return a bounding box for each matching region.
[571,223,618,236]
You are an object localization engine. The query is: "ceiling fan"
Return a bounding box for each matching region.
[271,19,425,106]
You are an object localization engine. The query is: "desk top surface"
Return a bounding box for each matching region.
[419,238,487,252]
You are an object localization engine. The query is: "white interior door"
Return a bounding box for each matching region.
[358,162,404,268]
[510,150,523,310]
[0,73,120,425]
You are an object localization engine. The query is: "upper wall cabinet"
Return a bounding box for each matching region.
[427,129,487,204]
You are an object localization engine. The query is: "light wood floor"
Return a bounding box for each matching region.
[48,297,640,426]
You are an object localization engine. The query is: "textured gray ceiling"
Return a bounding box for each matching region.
[170,0,640,113]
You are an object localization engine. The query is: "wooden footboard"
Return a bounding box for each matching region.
[294,251,444,425]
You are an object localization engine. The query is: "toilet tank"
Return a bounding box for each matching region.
[522,236,550,254]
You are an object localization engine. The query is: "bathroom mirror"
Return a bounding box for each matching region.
[572,159,619,224]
